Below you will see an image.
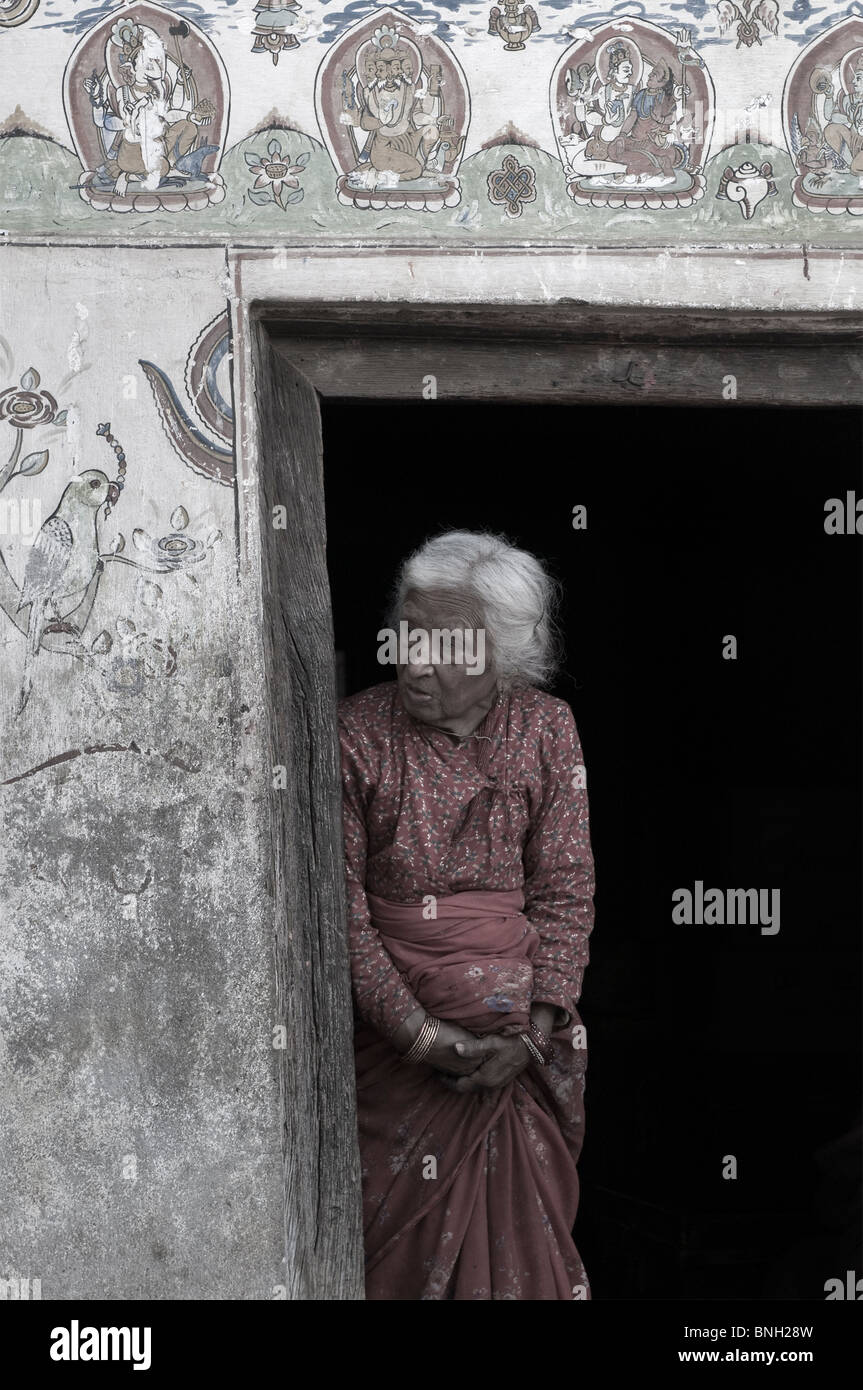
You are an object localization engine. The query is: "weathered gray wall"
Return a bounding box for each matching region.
[0,250,291,1299]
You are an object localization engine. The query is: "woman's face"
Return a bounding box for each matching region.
[395,588,499,734]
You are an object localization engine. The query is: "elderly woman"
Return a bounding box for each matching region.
[338,530,595,1300]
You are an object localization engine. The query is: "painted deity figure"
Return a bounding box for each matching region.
[796,67,838,174]
[611,57,689,184]
[580,41,637,161]
[554,20,710,210]
[791,46,863,184]
[82,15,215,194]
[579,41,689,186]
[348,24,451,187]
[823,53,863,174]
[564,63,595,140]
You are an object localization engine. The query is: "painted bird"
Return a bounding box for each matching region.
[15,468,119,715]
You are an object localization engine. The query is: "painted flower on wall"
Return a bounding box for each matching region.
[0,367,67,498]
[0,369,63,430]
[102,614,179,694]
[245,138,308,209]
[125,504,220,571]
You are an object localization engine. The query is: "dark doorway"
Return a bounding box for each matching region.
[322,399,863,1300]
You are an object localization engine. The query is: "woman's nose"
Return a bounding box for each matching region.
[408,658,434,678]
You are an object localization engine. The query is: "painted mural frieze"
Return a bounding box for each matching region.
[551,21,714,211]
[314,8,469,211]
[0,1,862,244]
[784,15,863,217]
[62,1,230,212]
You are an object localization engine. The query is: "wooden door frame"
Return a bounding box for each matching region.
[250,304,861,1298]
[260,304,863,407]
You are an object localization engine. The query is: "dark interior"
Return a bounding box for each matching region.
[322,401,863,1300]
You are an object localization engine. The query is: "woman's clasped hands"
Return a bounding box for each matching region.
[439,1032,531,1093]
[397,1011,530,1093]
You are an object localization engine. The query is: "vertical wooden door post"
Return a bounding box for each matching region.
[253,322,364,1300]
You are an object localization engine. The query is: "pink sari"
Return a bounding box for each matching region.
[356,888,590,1300]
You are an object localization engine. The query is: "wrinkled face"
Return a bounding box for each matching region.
[395,588,498,733]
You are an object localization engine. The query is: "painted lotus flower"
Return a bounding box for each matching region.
[0,369,62,428]
[245,138,309,210]
[123,504,221,571]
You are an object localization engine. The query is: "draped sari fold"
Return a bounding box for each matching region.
[356,889,590,1301]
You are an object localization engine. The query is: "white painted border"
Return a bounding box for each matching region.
[232,245,862,313]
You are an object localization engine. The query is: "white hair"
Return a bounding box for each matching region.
[388,529,563,688]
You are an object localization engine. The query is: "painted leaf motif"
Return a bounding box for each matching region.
[53,410,68,427]
[170,505,189,530]
[205,527,222,547]
[17,449,49,476]
[91,630,113,654]
[247,188,272,205]
[116,617,136,636]
[109,533,125,554]
[132,528,152,552]
[268,139,283,157]
[20,368,40,390]
[137,579,163,608]
[244,151,263,168]
[295,152,311,167]
[285,189,304,205]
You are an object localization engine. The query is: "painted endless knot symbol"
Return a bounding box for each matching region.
[487,154,537,218]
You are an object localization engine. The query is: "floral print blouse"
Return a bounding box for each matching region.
[338,679,595,1041]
